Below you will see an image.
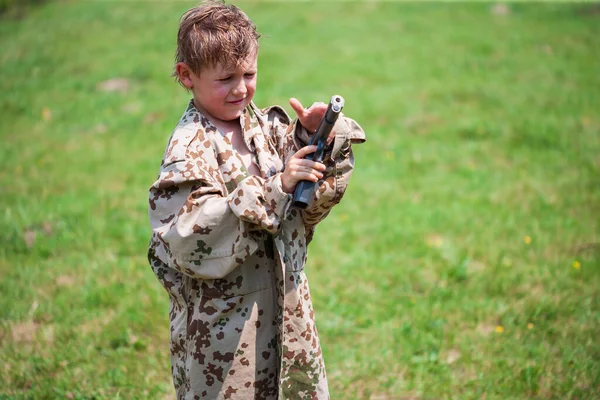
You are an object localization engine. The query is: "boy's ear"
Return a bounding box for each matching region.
[175,62,195,89]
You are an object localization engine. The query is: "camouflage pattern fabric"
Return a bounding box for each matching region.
[148,100,365,399]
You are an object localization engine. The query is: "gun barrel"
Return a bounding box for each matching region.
[309,95,345,145]
[331,98,343,113]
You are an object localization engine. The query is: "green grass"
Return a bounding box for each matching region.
[1,1,599,399]
[0,0,47,18]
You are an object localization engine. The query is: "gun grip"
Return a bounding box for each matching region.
[292,180,315,209]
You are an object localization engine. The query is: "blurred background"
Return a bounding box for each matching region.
[1,1,598,399]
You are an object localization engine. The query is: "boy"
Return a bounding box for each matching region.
[148,1,365,399]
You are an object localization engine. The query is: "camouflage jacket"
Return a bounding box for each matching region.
[148,100,365,399]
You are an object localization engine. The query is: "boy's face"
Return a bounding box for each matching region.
[182,52,258,123]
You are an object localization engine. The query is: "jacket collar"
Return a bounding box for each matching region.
[187,100,283,180]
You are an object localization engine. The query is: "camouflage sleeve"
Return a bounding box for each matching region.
[148,157,291,280]
[263,106,366,236]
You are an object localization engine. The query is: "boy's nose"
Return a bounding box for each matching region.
[232,81,247,96]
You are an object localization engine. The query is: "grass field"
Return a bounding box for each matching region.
[1,1,599,399]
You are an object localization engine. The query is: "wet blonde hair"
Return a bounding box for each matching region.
[173,0,260,84]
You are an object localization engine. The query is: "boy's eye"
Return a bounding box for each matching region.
[218,76,231,82]
[244,73,256,78]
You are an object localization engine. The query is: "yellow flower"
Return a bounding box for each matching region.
[425,234,443,248]
[527,323,534,330]
[572,260,581,270]
[524,235,532,245]
[495,325,504,333]
[42,107,52,121]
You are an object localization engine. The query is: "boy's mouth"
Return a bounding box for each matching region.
[228,98,245,106]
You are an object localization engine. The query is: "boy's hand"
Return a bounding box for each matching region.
[289,98,336,145]
[281,145,326,194]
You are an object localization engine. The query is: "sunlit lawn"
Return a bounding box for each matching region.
[1,1,599,399]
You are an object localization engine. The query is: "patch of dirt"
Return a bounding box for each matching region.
[491,3,510,16]
[56,275,76,287]
[476,323,495,336]
[444,348,462,364]
[78,310,116,335]
[10,321,40,343]
[144,112,166,125]
[96,78,130,93]
[22,222,53,248]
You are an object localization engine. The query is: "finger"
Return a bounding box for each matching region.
[311,172,323,181]
[311,169,324,179]
[295,159,326,171]
[292,145,318,159]
[309,101,326,110]
[289,98,305,117]
[295,172,321,182]
[295,163,324,175]
[306,102,327,116]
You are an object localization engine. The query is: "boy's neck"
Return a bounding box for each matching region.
[193,99,241,133]
[191,99,259,176]
[210,117,241,135]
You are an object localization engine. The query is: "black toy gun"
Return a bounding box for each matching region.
[292,95,345,209]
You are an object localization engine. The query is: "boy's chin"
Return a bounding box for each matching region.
[220,111,243,121]
[221,107,246,121]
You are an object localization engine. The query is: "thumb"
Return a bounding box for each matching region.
[289,98,305,117]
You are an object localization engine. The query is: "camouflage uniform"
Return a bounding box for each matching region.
[148,100,365,399]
